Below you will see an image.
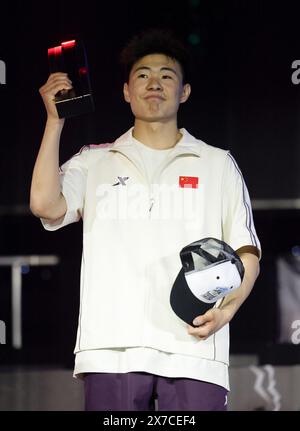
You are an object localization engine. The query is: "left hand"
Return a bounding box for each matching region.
[187,308,228,340]
[187,249,260,341]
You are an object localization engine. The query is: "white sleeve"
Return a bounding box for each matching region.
[41,147,88,231]
[221,152,261,258]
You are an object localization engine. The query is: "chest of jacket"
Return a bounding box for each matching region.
[83,149,225,234]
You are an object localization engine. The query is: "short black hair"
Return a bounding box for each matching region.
[120,28,191,84]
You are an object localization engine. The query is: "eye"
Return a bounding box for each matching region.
[162,75,173,79]
[138,73,148,79]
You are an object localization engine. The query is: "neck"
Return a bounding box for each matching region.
[132,120,182,149]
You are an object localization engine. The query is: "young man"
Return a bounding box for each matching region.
[30,29,261,411]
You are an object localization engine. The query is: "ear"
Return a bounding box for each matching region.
[180,83,191,104]
[123,82,130,103]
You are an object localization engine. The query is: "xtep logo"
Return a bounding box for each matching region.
[112,176,129,186]
[0,60,6,84]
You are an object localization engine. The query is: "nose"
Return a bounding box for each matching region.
[146,77,162,91]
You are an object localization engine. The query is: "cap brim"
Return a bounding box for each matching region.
[170,267,214,326]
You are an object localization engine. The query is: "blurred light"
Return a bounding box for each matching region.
[21,265,30,275]
[189,0,201,7]
[79,67,88,76]
[61,40,76,49]
[188,33,201,46]
[48,46,62,57]
[291,246,300,258]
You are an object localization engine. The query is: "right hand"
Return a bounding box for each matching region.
[39,73,73,121]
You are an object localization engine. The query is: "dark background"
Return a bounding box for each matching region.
[1,0,300,367]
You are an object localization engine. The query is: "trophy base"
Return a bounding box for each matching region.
[55,93,94,119]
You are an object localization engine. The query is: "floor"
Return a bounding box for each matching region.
[0,356,299,411]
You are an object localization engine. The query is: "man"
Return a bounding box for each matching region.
[30,29,260,411]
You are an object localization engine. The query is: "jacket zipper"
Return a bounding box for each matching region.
[109,148,200,218]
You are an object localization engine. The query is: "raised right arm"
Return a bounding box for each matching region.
[30,73,72,220]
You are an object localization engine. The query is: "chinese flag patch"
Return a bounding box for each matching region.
[179,176,199,188]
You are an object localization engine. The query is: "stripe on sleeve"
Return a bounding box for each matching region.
[227,153,258,248]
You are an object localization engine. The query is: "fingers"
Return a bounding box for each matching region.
[39,73,73,98]
[187,323,211,340]
[46,72,72,87]
[187,310,217,340]
[193,315,209,327]
[39,73,73,120]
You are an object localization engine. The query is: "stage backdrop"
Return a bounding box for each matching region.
[1,0,300,367]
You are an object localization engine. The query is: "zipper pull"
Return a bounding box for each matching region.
[149,197,155,212]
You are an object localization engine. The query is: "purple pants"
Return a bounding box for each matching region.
[84,372,227,411]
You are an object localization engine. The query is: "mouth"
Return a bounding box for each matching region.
[144,95,165,101]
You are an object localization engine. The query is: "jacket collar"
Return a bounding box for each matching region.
[110,127,203,158]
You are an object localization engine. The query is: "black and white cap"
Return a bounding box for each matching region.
[170,238,245,326]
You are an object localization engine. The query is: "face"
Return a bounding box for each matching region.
[123,53,191,123]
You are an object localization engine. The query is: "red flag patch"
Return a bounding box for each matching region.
[179,176,199,188]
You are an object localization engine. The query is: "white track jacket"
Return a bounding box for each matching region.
[42,127,261,366]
